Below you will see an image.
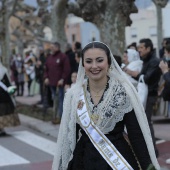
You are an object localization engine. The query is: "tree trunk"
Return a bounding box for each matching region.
[69,0,137,56]
[17,39,24,56]
[152,0,168,57]
[156,5,163,54]
[96,8,127,56]
[1,14,11,69]
[51,0,68,51]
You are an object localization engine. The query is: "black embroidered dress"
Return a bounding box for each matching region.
[0,74,20,129]
[67,81,152,170]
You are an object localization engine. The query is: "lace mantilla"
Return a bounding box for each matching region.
[84,78,133,134]
[52,41,160,170]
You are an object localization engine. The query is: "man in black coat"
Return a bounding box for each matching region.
[125,38,161,157]
[159,44,170,101]
[65,43,78,85]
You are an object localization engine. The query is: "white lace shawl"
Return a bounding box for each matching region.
[52,41,160,170]
[82,78,133,134]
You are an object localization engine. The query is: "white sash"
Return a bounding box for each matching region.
[77,88,134,170]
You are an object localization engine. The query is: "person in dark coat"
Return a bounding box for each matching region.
[44,42,70,123]
[159,45,170,102]
[125,38,162,157]
[65,43,77,85]
[159,37,170,58]
[159,44,170,165]
[11,54,25,96]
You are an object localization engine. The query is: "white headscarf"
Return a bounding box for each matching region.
[124,49,143,87]
[52,41,160,170]
[127,49,140,63]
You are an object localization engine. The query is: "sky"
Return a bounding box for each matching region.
[24,0,37,7]
[135,0,152,8]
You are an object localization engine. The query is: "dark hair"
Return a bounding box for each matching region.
[164,38,170,45]
[139,38,153,51]
[113,54,122,67]
[165,45,170,53]
[53,42,60,49]
[75,42,82,50]
[75,50,81,58]
[82,42,111,66]
[127,42,137,50]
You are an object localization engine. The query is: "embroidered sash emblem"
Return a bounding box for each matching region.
[77,100,84,110]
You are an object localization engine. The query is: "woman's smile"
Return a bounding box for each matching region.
[90,69,101,74]
[83,48,109,82]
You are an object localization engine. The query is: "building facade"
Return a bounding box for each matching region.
[125,2,170,49]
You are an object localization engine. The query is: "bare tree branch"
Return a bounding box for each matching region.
[12,14,23,21]
[67,0,138,55]
[9,0,19,17]
[152,0,168,7]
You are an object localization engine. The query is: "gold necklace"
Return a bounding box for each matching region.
[90,86,106,97]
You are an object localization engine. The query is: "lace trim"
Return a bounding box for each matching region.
[81,77,133,134]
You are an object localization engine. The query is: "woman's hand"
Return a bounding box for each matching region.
[146,164,156,170]
[125,68,139,78]
[159,60,169,74]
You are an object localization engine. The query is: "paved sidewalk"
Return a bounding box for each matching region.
[16,94,41,106]
[19,114,60,139]
[16,94,60,139]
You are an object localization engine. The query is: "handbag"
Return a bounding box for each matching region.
[137,75,148,109]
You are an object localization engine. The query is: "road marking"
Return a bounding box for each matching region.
[156,139,166,144]
[9,131,56,155]
[0,145,30,167]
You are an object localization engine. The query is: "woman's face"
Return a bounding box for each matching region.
[83,48,109,82]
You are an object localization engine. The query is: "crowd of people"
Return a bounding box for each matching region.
[1,37,170,169]
[9,41,82,123]
[49,38,169,170]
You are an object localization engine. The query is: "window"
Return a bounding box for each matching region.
[149,26,157,36]
[130,28,137,38]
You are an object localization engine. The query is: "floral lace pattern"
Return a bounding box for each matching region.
[84,78,133,134]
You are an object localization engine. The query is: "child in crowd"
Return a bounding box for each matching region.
[65,72,77,92]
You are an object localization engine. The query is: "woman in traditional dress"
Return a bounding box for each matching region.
[0,58,20,136]
[52,42,160,170]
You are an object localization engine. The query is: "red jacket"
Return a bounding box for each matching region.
[44,51,70,86]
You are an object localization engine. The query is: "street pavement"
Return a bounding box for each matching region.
[0,125,55,170]
[15,94,170,169]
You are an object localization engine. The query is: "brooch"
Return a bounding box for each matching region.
[77,100,84,110]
